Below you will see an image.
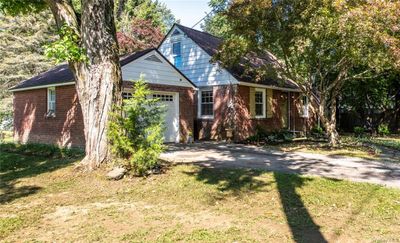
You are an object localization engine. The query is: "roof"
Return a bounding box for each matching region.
[10,48,177,91]
[163,24,300,91]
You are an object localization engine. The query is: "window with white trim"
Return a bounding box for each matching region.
[172,42,182,68]
[255,88,266,118]
[122,92,132,99]
[200,90,213,118]
[301,95,309,118]
[47,87,56,113]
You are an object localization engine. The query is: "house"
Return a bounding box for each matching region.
[10,49,196,147]
[158,24,317,140]
[10,24,316,147]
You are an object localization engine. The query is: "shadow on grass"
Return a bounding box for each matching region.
[184,167,270,197]
[274,172,327,243]
[186,166,327,242]
[0,151,79,204]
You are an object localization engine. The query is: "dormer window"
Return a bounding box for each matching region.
[172,42,182,68]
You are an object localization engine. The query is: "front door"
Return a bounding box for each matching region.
[152,92,179,143]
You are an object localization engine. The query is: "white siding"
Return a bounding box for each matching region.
[122,51,193,88]
[158,26,239,87]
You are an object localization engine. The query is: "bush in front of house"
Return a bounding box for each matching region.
[108,78,166,176]
[354,126,366,137]
[310,125,325,138]
[247,126,294,144]
[377,124,390,136]
[0,142,84,158]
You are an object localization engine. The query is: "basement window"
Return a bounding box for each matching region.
[47,87,56,117]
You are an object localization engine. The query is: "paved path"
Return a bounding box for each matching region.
[161,142,400,189]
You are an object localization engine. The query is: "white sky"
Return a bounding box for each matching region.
[159,0,211,30]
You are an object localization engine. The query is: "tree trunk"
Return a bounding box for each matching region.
[78,0,122,169]
[319,94,340,147]
[48,0,122,170]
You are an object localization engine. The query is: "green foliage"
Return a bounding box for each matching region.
[44,25,87,63]
[108,78,166,175]
[247,126,293,144]
[201,0,231,38]
[0,13,56,113]
[117,0,176,33]
[0,0,47,15]
[0,142,84,159]
[311,126,325,138]
[354,126,366,137]
[377,124,390,136]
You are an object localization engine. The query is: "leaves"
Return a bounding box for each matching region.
[44,25,87,63]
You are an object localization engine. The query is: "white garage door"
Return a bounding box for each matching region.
[152,92,179,143]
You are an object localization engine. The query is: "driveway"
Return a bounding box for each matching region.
[160,142,400,189]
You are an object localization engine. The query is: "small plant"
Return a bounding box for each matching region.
[0,142,84,158]
[108,78,166,176]
[311,125,324,138]
[377,124,390,136]
[354,126,366,137]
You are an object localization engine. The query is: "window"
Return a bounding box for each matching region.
[153,94,174,102]
[47,87,56,113]
[172,42,182,68]
[122,92,132,99]
[301,95,309,118]
[200,90,213,118]
[255,89,266,118]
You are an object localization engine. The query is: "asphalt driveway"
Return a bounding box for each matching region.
[160,142,400,189]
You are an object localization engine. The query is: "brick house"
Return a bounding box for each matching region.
[11,24,317,147]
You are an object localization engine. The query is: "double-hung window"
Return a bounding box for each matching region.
[200,90,213,118]
[255,88,266,118]
[172,42,182,68]
[47,87,56,114]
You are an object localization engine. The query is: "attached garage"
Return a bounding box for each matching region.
[10,48,196,148]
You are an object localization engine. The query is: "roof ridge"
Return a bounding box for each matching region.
[174,23,222,41]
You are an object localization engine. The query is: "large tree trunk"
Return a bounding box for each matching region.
[48,0,122,170]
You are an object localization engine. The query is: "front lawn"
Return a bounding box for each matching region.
[1,151,400,242]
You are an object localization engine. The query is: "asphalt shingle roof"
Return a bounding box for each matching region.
[173,24,300,90]
[10,49,154,91]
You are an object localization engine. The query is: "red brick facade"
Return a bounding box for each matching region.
[196,85,317,141]
[13,82,196,147]
[13,85,85,147]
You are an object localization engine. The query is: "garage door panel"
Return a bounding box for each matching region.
[152,92,179,143]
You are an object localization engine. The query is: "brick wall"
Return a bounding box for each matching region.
[13,85,85,148]
[196,84,318,141]
[13,82,196,147]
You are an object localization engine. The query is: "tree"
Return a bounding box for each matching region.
[201,0,231,38]
[215,0,399,146]
[116,0,176,33]
[0,12,56,113]
[117,18,163,55]
[1,0,123,169]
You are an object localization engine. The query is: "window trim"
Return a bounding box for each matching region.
[254,88,266,119]
[47,87,56,113]
[172,41,182,68]
[198,89,214,119]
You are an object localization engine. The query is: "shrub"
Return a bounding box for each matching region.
[377,124,390,136]
[108,78,166,176]
[354,126,365,137]
[0,142,84,158]
[311,125,325,138]
[247,129,293,144]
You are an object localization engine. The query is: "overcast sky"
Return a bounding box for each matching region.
[159,0,211,30]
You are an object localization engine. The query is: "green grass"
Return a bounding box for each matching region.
[1,151,400,242]
[359,136,400,151]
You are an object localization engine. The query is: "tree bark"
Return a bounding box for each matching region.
[48,0,122,170]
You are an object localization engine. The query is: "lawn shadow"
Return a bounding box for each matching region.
[274,172,328,243]
[184,167,271,197]
[0,151,79,204]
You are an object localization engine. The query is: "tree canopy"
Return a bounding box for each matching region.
[214,0,399,145]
